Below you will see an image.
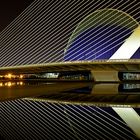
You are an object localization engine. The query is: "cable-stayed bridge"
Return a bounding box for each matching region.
[0,0,140,140]
[0,59,140,82]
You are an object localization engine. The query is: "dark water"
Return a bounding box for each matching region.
[0,81,140,105]
[1,81,140,140]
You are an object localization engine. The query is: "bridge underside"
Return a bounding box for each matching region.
[0,60,140,82]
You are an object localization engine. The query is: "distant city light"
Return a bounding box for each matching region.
[20,82,23,85]
[7,82,12,87]
[0,83,3,87]
[20,75,23,79]
[0,82,24,87]
[7,73,12,79]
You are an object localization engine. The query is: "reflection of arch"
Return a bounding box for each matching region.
[64,9,139,61]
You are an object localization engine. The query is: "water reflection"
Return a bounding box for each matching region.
[0,81,23,87]
[64,83,140,94]
[0,82,90,102]
[1,81,140,93]
[119,83,140,92]
[0,81,52,87]
[0,81,140,105]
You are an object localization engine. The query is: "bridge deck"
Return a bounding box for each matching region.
[0,59,140,74]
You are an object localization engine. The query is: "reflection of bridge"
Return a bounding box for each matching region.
[1,81,140,107]
[0,59,140,82]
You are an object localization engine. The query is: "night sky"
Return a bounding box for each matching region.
[0,0,34,32]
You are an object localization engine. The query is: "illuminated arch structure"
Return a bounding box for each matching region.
[64,9,140,61]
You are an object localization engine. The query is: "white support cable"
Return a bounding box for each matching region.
[84,21,138,59]
[1,111,25,140]
[110,25,140,59]
[25,0,123,64]
[10,18,136,66]
[57,13,139,61]
[63,6,138,61]
[31,101,77,139]
[11,23,132,65]
[0,1,135,45]
[83,22,138,60]
[1,0,65,52]
[15,0,106,65]
[0,0,139,66]
[1,0,106,65]
[65,0,137,50]
[0,129,10,140]
[67,9,132,48]
[0,0,95,41]
[36,1,118,60]
[38,102,78,134]
[96,106,128,125]
[49,8,139,61]
[80,105,136,140]
[0,0,94,61]
[88,106,136,135]
[63,108,81,140]
[30,101,76,139]
[49,102,103,139]
[93,26,140,60]
[40,6,123,62]
[10,100,45,137]
[0,0,45,42]
[54,30,139,63]
[0,0,40,37]
[64,104,115,140]
[64,23,133,61]
[0,0,112,61]
[38,102,79,138]
[1,0,82,57]
[47,0,138,62]
[21,100,66,139]
[52,103,105,140]
[65,10,138,60]
[1,102,34,140]
[0,0,81,62]
[74,105,127,140]
[40,102,88,140]
[63,10,139,60]
[11,100,45,139]
[0,0,115,66]
[0,1,53,44]
[1,106,19,140]
[1,0,82,50]
[0,125,8,139]
[1,0,66,52]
